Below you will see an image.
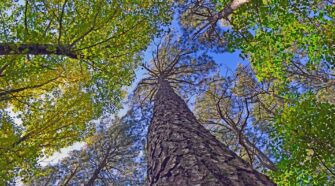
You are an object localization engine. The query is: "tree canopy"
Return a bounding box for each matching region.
[181,0,335,184]
[0,0,171,182]
[181,0,335,79]
[28,117,144,185]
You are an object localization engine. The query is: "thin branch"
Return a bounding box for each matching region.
[314,150,335,177]
[0,76,60,97]
[74,19,144,52]
[58,0,68,46]
[24,0,29,37]
[69,7,102,47]
[62,164,79,186]
[0,62,10,77]
[142,64,159,78]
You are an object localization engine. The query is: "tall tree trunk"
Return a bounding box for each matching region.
[147,79,275,185]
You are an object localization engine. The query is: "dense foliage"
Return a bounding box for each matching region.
[216,0,335,80]
[271,95,335,184]
[0,0,171,182]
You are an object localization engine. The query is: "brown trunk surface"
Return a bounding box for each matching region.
[147,79,275,185]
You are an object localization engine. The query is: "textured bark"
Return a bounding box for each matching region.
[0,43,79,59]
[147,79,275,185]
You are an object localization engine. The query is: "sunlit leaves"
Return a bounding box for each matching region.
[216,0,335,80]
[0,0,172,182]
[270,95,335,185]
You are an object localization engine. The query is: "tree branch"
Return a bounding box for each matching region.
[58,0,68,46]
[0,76,60,98]
[24,0,29,37]
[0,43,79,59]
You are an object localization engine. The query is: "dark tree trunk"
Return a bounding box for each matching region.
[147,79,275,185]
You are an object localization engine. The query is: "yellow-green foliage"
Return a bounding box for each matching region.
[270,95,335,185]
[216,0,335,81]
[0,0,171,182]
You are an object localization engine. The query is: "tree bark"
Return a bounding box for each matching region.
[147,79,275,185]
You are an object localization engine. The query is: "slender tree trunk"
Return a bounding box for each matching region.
[147,79,275,185]
[85,148,110,186]
[62,165,78,186]
[241,135,277,171]
[85,159,106,186]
